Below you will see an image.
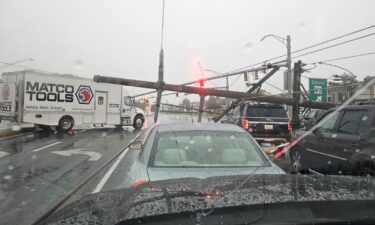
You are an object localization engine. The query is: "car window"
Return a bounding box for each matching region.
[151,131,267,167]
[318,111,340,132]
[337,110,366,135]
[307,110,317,119]
[246,106,287,118]
[124,96,133,106]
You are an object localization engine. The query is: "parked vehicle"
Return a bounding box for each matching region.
[289,104,375,175]
[124,123,285,187]
[301,109,327,130]
[0,70,145,131]
[223,102,291,144]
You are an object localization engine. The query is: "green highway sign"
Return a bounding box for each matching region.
[309,78,327,103]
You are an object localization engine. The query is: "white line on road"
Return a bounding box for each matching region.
[92,147,130,194]
[32,141,61,152]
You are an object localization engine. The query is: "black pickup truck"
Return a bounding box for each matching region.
[223,103,291,144]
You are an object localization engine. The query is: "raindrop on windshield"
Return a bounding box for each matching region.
[327,161,332,165]
[32,155,37,160]
[297,22,307,31]
[371,155,375,159]
[11,125,21,131]
[3,175,12,180]
[230,135,235,140]
[21,201,27,205]
[101,132,108,137]
[243,42,253,52]
[355,149,360,153]
[189,140,195,144]
[343,149,347,152]
[207,148,213,152]
[338,171,343,174]
[331,134,337,138]
[362,116,368,121]
[184,146,189,150]
[8,165,14,170]
[73,59,84,70]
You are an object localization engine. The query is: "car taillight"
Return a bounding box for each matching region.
[131,179,149,187]
[288,121,292,133]
[242,120,249,130]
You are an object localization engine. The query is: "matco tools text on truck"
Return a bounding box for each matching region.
[0,70,145,131]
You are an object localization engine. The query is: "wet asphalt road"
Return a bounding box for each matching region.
[0,112,289,225]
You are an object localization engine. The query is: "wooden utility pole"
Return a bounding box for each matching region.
[292,61,302,129]
[93,75,335,110]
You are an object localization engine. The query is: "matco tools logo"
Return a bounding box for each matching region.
[2,85,10,100]
[75,85,93,104]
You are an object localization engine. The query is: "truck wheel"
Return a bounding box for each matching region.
[133,115,144,129]
[58,117,74,131]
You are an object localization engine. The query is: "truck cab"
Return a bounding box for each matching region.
[122,96,145,129]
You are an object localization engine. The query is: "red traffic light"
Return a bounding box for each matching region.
[199,79,205,87]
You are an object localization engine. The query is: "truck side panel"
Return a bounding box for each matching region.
[22,72,121,126]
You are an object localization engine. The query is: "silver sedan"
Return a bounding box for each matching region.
[123,123,285,187]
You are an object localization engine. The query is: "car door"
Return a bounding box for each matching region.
[328,109,369,174]
[302,110,342,173]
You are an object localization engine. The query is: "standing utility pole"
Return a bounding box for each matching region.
[286,35,293,120]
[292,60,302,129]
[154,0,166,123]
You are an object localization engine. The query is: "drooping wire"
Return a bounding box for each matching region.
[307,51,375,64]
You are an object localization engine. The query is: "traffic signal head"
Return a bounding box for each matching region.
[199,79,205,87]
[244,72,248,82]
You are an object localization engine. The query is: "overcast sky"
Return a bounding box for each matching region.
[0,0,374,103]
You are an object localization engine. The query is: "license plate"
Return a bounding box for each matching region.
[264,125,273,130]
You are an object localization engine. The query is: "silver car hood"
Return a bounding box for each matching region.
[147,166,284,181]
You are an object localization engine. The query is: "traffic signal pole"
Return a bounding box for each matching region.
[286,35,293,120]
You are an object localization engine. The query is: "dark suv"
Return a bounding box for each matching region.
[289,104,375,175]
[224,103,291,144]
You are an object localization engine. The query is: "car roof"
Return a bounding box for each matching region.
[329,104,375,111]
[155,123,244,133]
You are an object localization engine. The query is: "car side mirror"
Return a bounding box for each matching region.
[304,123,313,131]
[129,141,143,150]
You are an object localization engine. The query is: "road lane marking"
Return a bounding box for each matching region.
[51,149,102,161]
[0,151,10,159]
[32,141,61,152]
[0,131,34,141]
[92,147,130,194]
[306,148,347,161]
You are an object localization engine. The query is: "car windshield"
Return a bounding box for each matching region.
[1,0,375,224]
[152,131,267,167]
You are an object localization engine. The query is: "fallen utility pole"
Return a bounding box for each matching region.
[157,102,220,114]
[212,66,280,122]
[131,61,286,98]
[94,75,335,110]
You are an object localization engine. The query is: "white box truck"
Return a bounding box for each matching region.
[0,70,145,131]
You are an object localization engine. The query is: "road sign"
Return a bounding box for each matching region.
[309,78,327,103]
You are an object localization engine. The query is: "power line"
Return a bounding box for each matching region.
[225,25,375,74]
[308,51,375,64]
[291,32,375,60]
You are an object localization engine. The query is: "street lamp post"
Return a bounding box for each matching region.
[261,34,292,118]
